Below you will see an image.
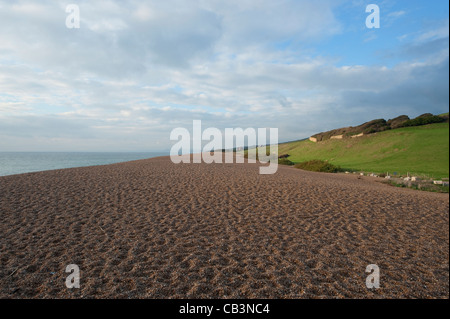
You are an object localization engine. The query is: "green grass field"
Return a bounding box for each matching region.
[278,123,449,179]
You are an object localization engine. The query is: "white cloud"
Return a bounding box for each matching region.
[0,0,448,151]
[388,11,405,18]
[417,19,449,42]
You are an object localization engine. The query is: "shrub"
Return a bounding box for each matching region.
[387,115,410,129]
[294,160,342,173]
[402,114,445,127]
[278,158,295,166]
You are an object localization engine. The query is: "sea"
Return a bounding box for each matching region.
[0,152,168,177]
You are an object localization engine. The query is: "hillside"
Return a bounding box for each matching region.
[310,113,448,142]
[278,122,449,179]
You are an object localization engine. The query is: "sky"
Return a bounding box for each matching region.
[0,0,448,152]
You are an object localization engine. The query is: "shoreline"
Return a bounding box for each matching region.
[0,152,168,178]
[1,156,448,298]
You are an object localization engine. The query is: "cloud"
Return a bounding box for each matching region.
[385,19,449,63]
[388,11,406,18]
[0,0,448,151]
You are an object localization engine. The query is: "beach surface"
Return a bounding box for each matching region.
[0,156,448,298]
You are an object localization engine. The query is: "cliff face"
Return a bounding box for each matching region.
[310,113,448,142]
[311,118,391,142]
[387,115,410,129]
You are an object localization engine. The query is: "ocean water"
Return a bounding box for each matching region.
[0,152,167,177]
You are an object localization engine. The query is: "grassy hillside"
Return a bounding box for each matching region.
[278,123,449,179]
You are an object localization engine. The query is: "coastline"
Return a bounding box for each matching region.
[1,156,448,298]
[0,152,167,177]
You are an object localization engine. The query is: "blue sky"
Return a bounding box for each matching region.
[325,1,449,67]
[0,0,448,151]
